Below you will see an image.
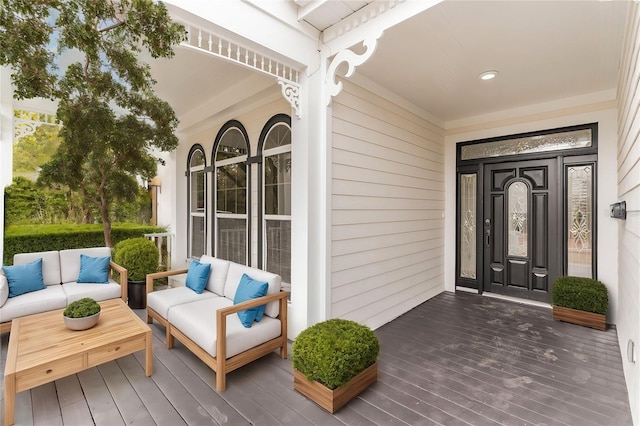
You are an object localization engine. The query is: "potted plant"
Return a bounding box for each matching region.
[292,318,379,413]
[113,238,159,309]
[551,276,608,331]
[63,297,101,330]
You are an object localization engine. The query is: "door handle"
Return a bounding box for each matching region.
[485,229,491,247]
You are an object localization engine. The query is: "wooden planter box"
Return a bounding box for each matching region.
[553,305,606,331]
[293,362,377,413]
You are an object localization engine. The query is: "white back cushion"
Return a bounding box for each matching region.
[59,247,111,283]
[14,250,61,286]
[199,255,230,296]
[224,263,281,318]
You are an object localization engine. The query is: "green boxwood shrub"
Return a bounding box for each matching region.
[3,223,165,265]
[292,319,379,390]
[113,237,159,281]
[64,297,101,318]
[551,276,608,315]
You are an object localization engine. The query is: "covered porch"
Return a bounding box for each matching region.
[1,291,631,425]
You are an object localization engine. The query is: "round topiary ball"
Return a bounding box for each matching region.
[113,237,159,281]
[292,318,380,390]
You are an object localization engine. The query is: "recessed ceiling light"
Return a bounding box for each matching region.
[479,70,498,80]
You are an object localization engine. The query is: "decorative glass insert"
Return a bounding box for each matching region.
[508,181,528,257]
[461,128,592,160]
[459,174,477,279]
[567,165,593,277]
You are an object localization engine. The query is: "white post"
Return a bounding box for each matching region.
[0,67,14,266]
[290,51,332,337]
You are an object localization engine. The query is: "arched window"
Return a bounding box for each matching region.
[213,121,250,265]
[259,114,291,285]
[187,145,206,259]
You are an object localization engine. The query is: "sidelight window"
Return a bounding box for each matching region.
[459,173,477,279]
[566,164,594,277]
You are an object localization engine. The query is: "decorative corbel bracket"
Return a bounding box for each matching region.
[325,30,383,106]
[278,78,301,119]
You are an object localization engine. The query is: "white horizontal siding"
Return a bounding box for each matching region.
[615,4,640,424]
[331,79,445,329]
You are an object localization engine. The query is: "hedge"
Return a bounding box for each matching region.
[3,223,165,265]
[551,276,608,315]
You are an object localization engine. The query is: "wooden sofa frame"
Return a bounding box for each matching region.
[146,269,289,391]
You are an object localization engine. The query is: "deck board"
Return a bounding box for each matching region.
[55,375,93,426]
[98,361,155,426]
[0,291,634,425]
[31,382,62,426]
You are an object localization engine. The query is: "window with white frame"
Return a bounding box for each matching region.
[260,115,291,285]
[187,146,206,259]
[214,122,249,265]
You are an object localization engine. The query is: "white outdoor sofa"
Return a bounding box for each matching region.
[146,255,288,391]
[0,247,127,333]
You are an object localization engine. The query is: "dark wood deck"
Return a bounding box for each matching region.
[1,291,633,425]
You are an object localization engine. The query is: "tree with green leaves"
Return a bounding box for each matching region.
[12,124,61,179]
[0,0,184,246]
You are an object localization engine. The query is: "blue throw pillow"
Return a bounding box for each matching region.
[234,273,268,328]
[185,260,211,294]
[77,254,111,283]
[2,258,46,298]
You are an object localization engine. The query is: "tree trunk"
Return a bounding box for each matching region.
[98,177,112,247]
[102,215,112,248]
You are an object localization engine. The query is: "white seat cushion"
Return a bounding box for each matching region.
[62,280,122,303]
[0,285,67,323]
[224,263,282,318]
[147,287,217,319]
[14,250,61,286]
[59,247,112,283]
[168,297,282,359]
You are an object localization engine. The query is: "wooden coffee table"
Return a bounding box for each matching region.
[4,298,152,426]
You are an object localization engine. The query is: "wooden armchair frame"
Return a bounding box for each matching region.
[145,269,289,391]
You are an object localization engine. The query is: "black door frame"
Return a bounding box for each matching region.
[455,123,599,298]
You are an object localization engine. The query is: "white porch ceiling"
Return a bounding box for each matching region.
[149,0,629,129]
[303,0,629,124]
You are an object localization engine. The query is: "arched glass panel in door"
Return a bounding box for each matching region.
[507,181,528,257]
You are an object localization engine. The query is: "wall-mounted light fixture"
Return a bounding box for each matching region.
[628,340,636,364]
[610,201,626,220]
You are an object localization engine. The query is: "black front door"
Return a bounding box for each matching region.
[483,159,560,302]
